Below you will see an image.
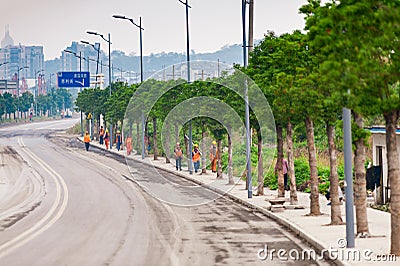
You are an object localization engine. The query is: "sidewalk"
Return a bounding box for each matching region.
[83,138,397,265]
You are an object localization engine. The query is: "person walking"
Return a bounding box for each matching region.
[174,142,183,171]
[116,130,122,151]
[104,129,110,149]
[84,131,91,151]
[209,141,218,173]
[326,186,344,206]
[192,144,201,173]
[99,126,104,145]
[274,157,289,191]
[126,135,133,155]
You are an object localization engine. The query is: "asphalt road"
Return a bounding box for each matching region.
[0,117,331,265]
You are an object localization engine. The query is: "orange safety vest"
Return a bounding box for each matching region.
[84,134,91,143]
[175,148,183,157]
[192,150,201,162]
[99,129,104,136]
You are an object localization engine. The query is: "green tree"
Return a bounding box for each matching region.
[303,0,400,249]
[3,92,16,119]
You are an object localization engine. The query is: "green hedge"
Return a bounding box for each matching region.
[264,157,345,194]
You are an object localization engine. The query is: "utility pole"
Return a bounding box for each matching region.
[179,0,193,174]
[242,0,252,198]
[248,0,254,55]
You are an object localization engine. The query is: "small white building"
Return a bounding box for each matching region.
[369,127,400,204]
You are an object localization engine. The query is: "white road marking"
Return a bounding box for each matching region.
[0,138,69,258]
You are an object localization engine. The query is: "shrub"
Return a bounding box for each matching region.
[264,156,345,195]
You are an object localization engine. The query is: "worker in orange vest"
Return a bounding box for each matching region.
[174,142,183,171]
[104,129,110,149]
[84,131,91,151]
[192,144,201,173]
[210,140,218,173]
[126,135,133,155]
[99,126,105,145]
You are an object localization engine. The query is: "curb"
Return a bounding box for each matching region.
[79,137,346,266]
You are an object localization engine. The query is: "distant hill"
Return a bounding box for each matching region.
[45,43,245,79]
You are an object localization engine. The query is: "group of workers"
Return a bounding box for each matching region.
[174,140,218,174]
[84,126,219,174]
[83,126,133,155]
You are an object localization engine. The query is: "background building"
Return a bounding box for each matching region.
[0,25,45,95]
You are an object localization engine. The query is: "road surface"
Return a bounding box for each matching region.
[0,118,331,265]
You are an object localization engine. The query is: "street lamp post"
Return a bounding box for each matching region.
[17,66,29,118]
[343,95,355,247]
[82,42,101,141]
[113,14,146,158]
[178,0,193,174]
[65,49,84,136]
[49,73,55,91]
[242,0,252,198]
[87,31,113,149]
[35,69,44,116]
[81,40,100,86]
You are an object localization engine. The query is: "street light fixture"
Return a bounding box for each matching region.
[113,14,145,158]
[0,61,9,67]
[112,15,144,83]
[81,40,100,85]
[17,66,29,96]
[87,30,113,149]
[64,49,83,71]
[35,69,44,116]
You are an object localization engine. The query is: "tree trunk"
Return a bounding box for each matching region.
[305,116,321,215]
[287,121,298,205]
[384,110,400,256]
[353,112,369,235]
[201,123,207,174]
[184,133,189,170]
[327,123,343,225]
[153,117,158,160]
[145,120,149,156]
[228,127,234,185]
[165,122,170,163]
[120,121,124,150]
[217,139,223,179]
[136,122,140,154]
[256,131,264,195]
[276,125,285,198]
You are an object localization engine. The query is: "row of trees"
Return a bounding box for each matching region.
[75,0,400,255]
[0,88,73,120]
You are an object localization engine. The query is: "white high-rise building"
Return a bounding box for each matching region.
[0,25,44,80]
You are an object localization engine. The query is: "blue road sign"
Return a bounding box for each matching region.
[57,71,90,88]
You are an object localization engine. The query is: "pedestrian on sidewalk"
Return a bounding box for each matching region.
[209,141,218,173]
[99,126,104,145]
[326,186,344,205]
[174,142,183,171]
[116,130,122,151]
[275,157,289,191]
[104,129,110,149]
[192,144,201,173]
[126,135,132,155]
[84,131,91,151]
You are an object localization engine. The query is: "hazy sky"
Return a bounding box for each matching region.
[2,0,308,60]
